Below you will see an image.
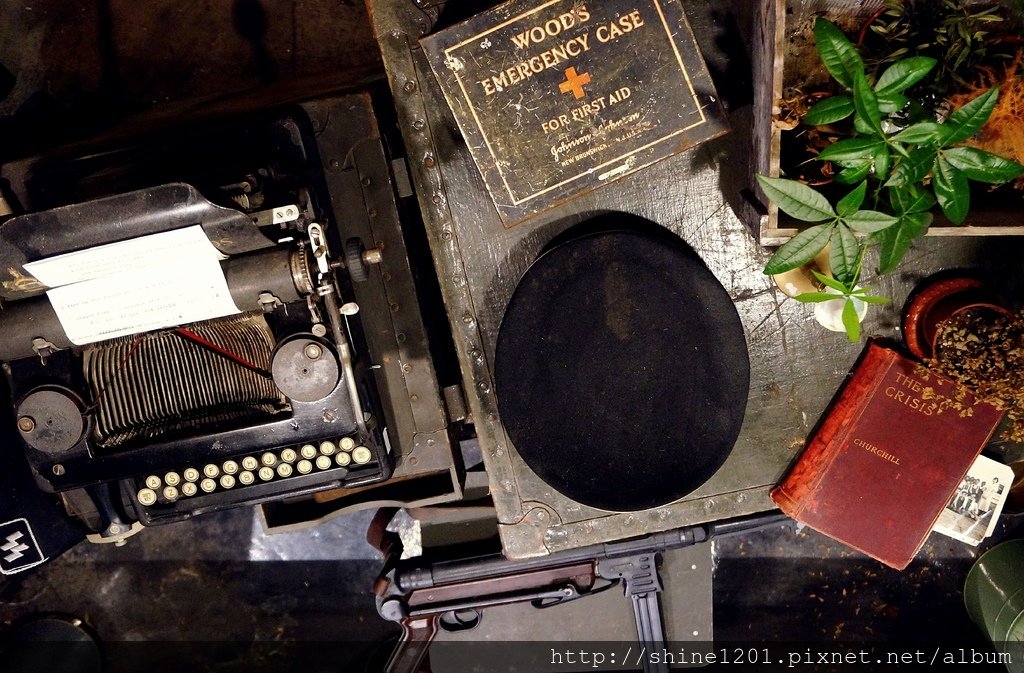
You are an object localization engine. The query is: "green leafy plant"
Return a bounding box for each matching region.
[761,17,1024,341]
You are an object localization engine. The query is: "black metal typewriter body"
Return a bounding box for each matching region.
[0,101,407,552]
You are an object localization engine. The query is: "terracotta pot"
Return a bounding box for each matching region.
[902,276,1009,360]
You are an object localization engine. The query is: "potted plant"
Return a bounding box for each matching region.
[757,7,1024,340]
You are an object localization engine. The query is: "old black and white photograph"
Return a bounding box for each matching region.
[934,455,1014,546]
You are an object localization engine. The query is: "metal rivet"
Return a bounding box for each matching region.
[304,343,323,360]
[477,381,490,393]
[361,176,372,186]
[52,464,65,476]
[412,119,425,130]
[441,230,453,241]
[432,194,443,205]
[17,416,35,433]
[404,80,417,93]
[423,154,435,168]
[403,363,413,373]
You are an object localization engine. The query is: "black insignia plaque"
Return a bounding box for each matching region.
[421,0,729,227]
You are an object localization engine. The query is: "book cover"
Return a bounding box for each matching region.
[420,0,729,227]
[772,340,1004,570]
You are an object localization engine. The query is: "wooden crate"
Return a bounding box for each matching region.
[749,0,1024,246]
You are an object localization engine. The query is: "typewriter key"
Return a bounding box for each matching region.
[335,452,351,467]
[261,452,278,467]
[297,460,313,474]
[241,456,258,471]
[163,486,179,501]
[222,460,239,475]
[239,471,255,485]
[164,472,181,487]
[220,475,236,489]
[339,437,356,452]
[300,444,317,459]
[281,449,297,463]
[258,467,275,481]
[145,475,161,490]
[183,468,200,482]
[203,464,220,478]
[319,441,337,455]
[182,482,198,497]
[315,456,332,470]
[352,446,372,465]
[277,463,294,478]
[137,488,158,506]
[200,478,217,493]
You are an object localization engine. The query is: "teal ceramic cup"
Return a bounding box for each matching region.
[965,540,1024,648]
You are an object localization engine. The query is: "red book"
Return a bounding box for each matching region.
[772,340,1004,570]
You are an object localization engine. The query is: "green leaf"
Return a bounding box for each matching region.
[842,299,861,342]
[941,87,999,146]
[844,210,899,233]
[934,157,970,224]
[877,212,932,273]
[756,175,836,222]
[836,181,867,217]
[829,225,860,286]
[853,70,883,136]
[890,122,944,144]
[873,144,892,181]
[877,92,909,115]
[855,294,892,304]
[814,18,864,90]
[818,138,883,162]
[763,223,834,275]
[942,147,1024,184]
[875,56,937,94]
[795,292,845,303]
[836,163,873,185]
[805,96,855,125]
[811,269,849,293]
[888,184,936,214]
[886,146,937,187]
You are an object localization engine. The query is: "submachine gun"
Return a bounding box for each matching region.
[371,512,785,673]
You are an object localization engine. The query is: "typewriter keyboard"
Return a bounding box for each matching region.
[134,436,375,507]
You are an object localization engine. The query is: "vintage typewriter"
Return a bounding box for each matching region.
[0,101,416,562]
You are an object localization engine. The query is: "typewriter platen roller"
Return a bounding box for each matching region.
[0,182,391,532]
